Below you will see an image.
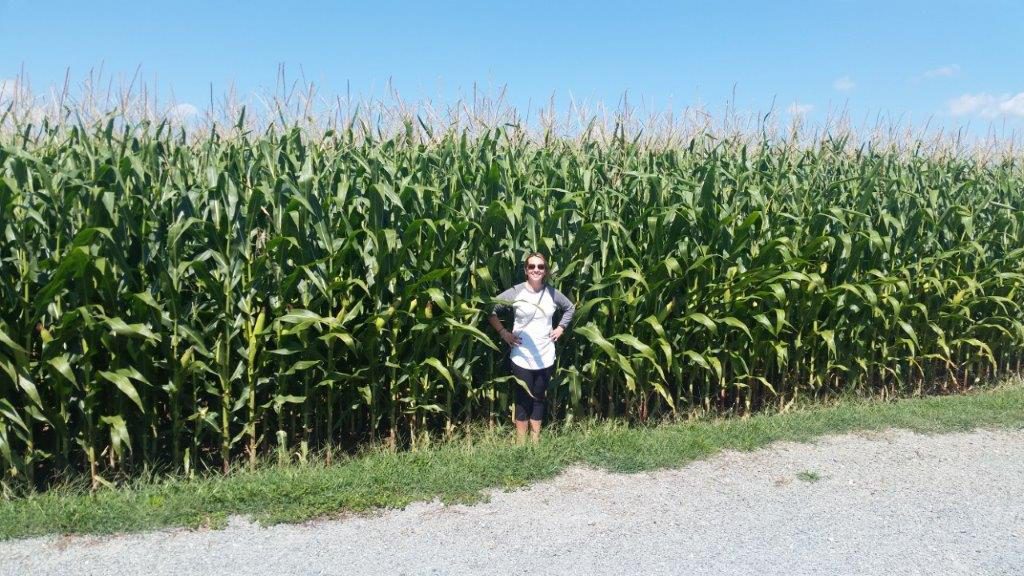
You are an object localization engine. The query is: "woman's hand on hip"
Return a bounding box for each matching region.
[502,330,522,346]
[550,326,565,342]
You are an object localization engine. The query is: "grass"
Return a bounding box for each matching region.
[2,379,1023,540]
[796,470,822,483]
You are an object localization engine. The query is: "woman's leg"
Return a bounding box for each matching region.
[528,367,553,443]
[515,420,529,444]
[511,364,532,444]
[528,419,542,443]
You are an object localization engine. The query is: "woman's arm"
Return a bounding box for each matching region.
[549,287,575,342]
[489,312,521,345]
[490,286,521,345]
[488,313,508,336]
[551,288,576,328]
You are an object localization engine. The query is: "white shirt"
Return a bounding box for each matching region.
[493,283,575,370]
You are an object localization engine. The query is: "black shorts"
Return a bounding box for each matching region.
[511,363,554,422]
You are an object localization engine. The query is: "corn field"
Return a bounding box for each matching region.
[2,113,1024,489]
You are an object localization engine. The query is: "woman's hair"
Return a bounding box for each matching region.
[523,251,547,268]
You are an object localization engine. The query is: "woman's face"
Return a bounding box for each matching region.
[525,256,547,283]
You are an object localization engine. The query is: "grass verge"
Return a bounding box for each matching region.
[2,379,1023,540]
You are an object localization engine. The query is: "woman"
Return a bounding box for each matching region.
[488,252,575,444]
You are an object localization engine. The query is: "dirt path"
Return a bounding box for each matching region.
[2,428,1022,576]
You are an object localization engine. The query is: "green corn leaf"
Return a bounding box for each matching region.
[46,356,77,386]
[721,317,752,339]
[101,415,132,457]
[897,321,919,347]
[99,370,146,412]
[0,399,30,436]
[422,357,454,389]
[14,373,43,410]
[0,326,27,355]
[817,330,837,358]
[444,318,500,351]
[104,317,161,342]
[574,323,619,360]
[683,350,711,371]
[684,313,718,334]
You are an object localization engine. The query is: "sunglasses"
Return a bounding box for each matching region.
[526,263,546,270]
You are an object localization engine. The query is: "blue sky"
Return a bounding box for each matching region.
[2,0,1022,137]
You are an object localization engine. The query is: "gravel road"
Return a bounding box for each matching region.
[2,428,1022,576]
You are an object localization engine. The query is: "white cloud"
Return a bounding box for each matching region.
[998,93,1024,116]
[833,76,855,92]
[922,64,960,79]
[787,102,814,116]
[948,92,1024,118]
[166,103,199,123]
[948,93,995,116]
